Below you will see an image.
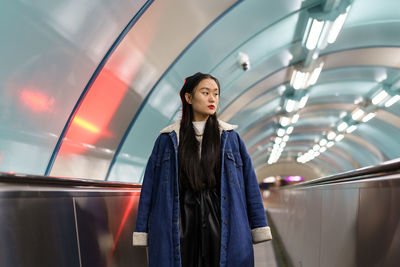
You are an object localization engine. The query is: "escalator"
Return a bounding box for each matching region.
[264,159,400,267]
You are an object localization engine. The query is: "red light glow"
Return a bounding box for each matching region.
[72,116,100,134]
[107,194,138,266]
[20,90,54,112]
[59,68,128,154]
[57,10,158,156]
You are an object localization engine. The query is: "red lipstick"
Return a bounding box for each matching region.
[208,105,215,109]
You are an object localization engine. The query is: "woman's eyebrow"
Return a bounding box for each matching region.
[199,87,219,91]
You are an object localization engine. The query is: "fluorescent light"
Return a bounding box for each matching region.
[313,144,320,151]
[319,139,327,146]
[263,176,276,183]
[298,95,309,108]
[319,147,327,153]
[302,17,313,46]
[286,126,294,134]
[308,63,324,86]
[283,135,289,142]
[275,137,282,144]
[313,151,320,157]
[291,114,300,123]
[327,11,348,43]
[346,125,357,133]
[362,112,376,122]
[280,142,287,148]
[285,99,297,112]
[280,116,291,127]
[335,134,344,141]
[351,108,365,121]
[337,121,348,132]
[327,131,336,140]
[277,128,285,137]
[372,90,389,105]
[317,21,333,50]
[327,141,335,147]
[291,70,309,90]
[384,95,400,107]
[270,150,278,157]
[305,19,325,50]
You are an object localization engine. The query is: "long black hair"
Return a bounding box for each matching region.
[178,72,221,192]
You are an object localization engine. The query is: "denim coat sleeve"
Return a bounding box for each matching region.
[132,135,161,246]
[237,132,272,244]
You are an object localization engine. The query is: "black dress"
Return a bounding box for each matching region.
[179,184,221,267]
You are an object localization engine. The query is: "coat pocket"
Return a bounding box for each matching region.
[154,150,171,185]
[154,150,171,167]
[225,151,244,189]
[225,151,243,167]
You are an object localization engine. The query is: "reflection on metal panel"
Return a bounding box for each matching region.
[0,177,146,267]
[265,176,400,267]
[277,189,322,267]
[0,197,80,267]
[320,189,358,267]
[357,186,400,266]
[75,195,146,267]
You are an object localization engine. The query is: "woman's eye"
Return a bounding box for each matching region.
[203,92,208,95]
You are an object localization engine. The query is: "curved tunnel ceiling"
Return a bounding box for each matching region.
[1,0,400,183]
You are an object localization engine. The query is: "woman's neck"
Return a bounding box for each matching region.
[192,112,209,122]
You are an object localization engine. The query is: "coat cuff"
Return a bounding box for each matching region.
[132,232,148,246]
[251,226,272,244]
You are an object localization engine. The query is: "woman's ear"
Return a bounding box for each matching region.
[185,92,192,104]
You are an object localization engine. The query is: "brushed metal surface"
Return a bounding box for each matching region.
[265,175,400,267]
[357,186,400,267]
[0,176,146,267]
[75,194,147,267]
[300,189,322,267]
[284,190,322,266]
[0,197,80,267]
[320,189,358,267]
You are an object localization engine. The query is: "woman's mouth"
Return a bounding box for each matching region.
[208,105,215,109]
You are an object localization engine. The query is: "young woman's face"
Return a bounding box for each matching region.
[185,78,219,121]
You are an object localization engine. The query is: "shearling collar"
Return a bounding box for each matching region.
[160,119,238,144]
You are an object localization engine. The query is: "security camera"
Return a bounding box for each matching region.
[238,52,250,71]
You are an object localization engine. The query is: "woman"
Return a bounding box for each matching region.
[133,72,272,267]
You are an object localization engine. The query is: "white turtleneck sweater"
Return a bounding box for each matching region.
[192,121,206,158]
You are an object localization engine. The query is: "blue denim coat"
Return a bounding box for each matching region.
[133,120,271,267]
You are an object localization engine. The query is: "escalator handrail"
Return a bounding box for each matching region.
[284,158,400,188]
[0,172,141,188]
